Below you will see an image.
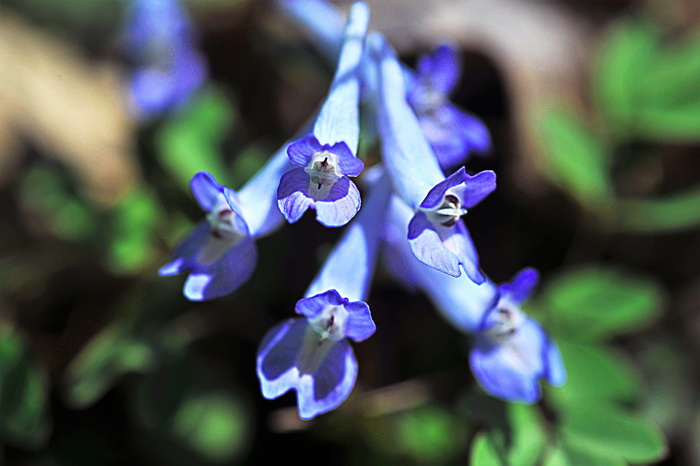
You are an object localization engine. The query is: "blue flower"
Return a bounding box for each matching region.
[256,290,376,420]
[124,0,206,118]
[159,172,256,301]
[277,2,369,227]
[470,269,567,404]
[258,176,389,419]
[370,33,495,281]
[406,44,491,170]
[385,196,565,403]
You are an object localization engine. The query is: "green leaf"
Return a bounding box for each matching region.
[171,391,249,462]
[549,341,639,405]
[0,326,51,448]
[107,186,163,274]
[540,266,664,340]
[615,185,700,232]
[506,404,546,466]
[64,324,156,409]
[470,432,504,466]
[635,101,700,141]
[594,19,659,133]
[395,406,466,463]
[539,109,611,208]
[560,402,667,463]
[156,87,235,191]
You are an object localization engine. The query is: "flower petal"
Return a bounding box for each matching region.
[277,168,314,223]
[315,177,361,227]
[257,319,308,399]
[182,234,257,301]
[297,339,357,420]
[343,300,376,342]
[328,141,364,177]
[190,171,223,211]
[416,43,460,95]
[296,290,346,319]
[408,211,461,277]
[469,316,551,404]
[419,167,469,210]
[438,221,484,284]
[544,339,567,387]
[287,135,322,167]
[502,268,540,304]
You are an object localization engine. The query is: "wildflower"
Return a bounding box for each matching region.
[159,172,256,301]
[277,2,369,227]
[370,33,495,281]
[385,195,566,403]
[258,178,390,419]
[470,268,567,403]
[124,0,206,119]
[406,44,491,170]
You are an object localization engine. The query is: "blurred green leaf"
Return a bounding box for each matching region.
[506,404,546,466]
[394,406,466,463]
[20,164,97,241]
[550,341,639,404]
[595,18,700,141]
[171,391,249,462]
[539,109,611,207]
[157,87,236,192]
[594,19,659,134]
[0,326,51,448]
[615,185,700,232]
[470,432,504,466]
[560,402,667,464]
[107,186,163,274]
[64,324,156,409]
[540,266,663,340]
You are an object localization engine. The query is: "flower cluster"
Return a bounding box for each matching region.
[156,0,566,419]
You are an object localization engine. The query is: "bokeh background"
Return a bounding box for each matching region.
[0,0,699,464]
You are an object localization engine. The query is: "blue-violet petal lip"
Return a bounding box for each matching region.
[287,135,323,167]
[315,177,361,227]
[190,171,223,211]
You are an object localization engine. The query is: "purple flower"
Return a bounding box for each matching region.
[370,33,495,281]
[277,135,364,227]
[124,0,206,118]
[258,177,390,419]
[385,195,565,403]
[470,268,567,403]
[277,2,369,227]
[256,290,376,420]
[406,44,491,170]
[159,172,256,301]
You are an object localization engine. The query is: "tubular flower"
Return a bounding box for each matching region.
[159,172,256,301]
[258,177,390,419]
[406,44,491,170]
[385,195,566,403]
[370,33,495,281]
[277,2,369,227]
[124,0,206,119]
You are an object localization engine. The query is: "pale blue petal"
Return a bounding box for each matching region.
[312,2,368,153]
[469,317,551,403]
[315,177,361,227]
[190,171,223,211]
[343,300,376,342]
[276,0,345,64]
[438,221,484,284]
[277,168,314,223]
[370,33,444,207]
[183,235,257,301]
[407,211,461,277]
[297,340,357,420]
[257,319,308,395]
[545,340,567,387]
[307,178,392,299]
